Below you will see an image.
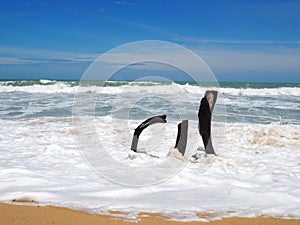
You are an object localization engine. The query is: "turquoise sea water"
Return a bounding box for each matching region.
[0,79,299,125]
[1,79,299,88]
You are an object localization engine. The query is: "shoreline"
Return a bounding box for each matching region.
[1,203,300,225]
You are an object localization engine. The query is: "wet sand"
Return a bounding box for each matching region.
[0,203,299,225]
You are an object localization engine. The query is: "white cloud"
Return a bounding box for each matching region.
[1,43,300,76]
[0,46,98,64]
[88,42,300,74]
[197,47,300,72]
[175,35,300,45]
[119,19,300,47]
[0,57,38,64]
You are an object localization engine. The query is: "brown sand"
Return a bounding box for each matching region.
[0,203,300,225]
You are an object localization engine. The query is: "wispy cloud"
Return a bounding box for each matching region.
[1,42,300,78]
[119,19,300,47]
[87,41,300,76]
[198,47,300,73]
[0,57,38,64]
[115,1,137,7]
[176,37,300,45]
[0,46,98,64]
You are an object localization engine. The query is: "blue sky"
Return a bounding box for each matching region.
[0,0,299,82]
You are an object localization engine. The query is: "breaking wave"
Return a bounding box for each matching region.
[0,80,299,96]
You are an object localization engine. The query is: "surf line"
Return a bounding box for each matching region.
[129,90,218,159]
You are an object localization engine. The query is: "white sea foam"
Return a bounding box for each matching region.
[182,83,300,97]
[39,79,56,84]
[0,81,300,97]
[221,87,300,97]
[0,117,299,221]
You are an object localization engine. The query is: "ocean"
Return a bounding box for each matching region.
[0,79,299,221]
[1,79,299,123]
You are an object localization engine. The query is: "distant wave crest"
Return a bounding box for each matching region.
[0,80,299,96]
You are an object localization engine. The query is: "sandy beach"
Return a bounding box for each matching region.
[0,203,299,225]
